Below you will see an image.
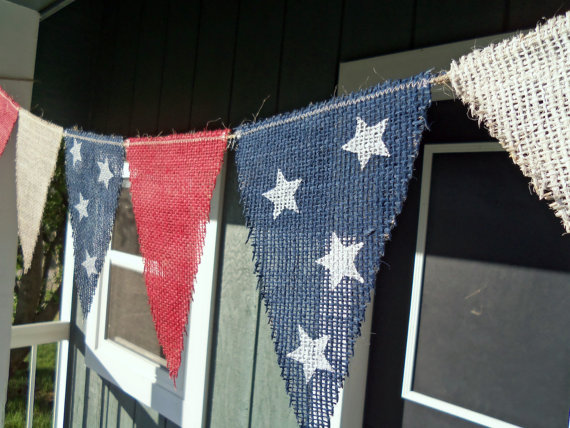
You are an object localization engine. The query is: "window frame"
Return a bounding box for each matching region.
[336,30,522,427]
[70,160,227,426]
[59,30,530,428]
[400,142,524,428]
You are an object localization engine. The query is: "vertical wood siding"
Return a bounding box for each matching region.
[30,0,569,426]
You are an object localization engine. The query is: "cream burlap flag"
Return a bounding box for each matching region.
[448,12,570,232]
[16,109,63,271]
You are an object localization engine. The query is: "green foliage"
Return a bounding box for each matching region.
[14,143,68,316]
[40,143,68,296]
[9,141,68,413]
[5,344,57,428]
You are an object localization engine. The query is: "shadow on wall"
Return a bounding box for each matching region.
[66,295,177,427]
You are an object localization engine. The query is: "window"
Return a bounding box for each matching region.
[336,30,550,428]
[402,143,570,427]
[105,181,166,366]
[67,161,227,426]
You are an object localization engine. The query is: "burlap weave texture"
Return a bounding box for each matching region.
[0,86,19,158]
[64,130,124,315]
[449,12,570,232]
[235,73,432,428]
[126,131,227,380]
[16,110,63,271]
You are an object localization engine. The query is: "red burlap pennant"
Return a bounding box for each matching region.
[126,130,228,380]
[0,86,19,157]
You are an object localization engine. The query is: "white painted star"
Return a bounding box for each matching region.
[262,169,302,219]
[316,232,364,289]
[97,157,114,189]
[82,250,97,278]
[74,193,89,221]
[342,116,390,169]
[70,138,82,167]
[286,325,334,383]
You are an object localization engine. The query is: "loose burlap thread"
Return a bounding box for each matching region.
[126,131,228,380]
[0,86,19,158]
[448,12,570,232]
[16,109,63,271]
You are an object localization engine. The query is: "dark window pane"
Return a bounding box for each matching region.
[106,265,165,366]
[412,150,570,427]
[111,181,140,255]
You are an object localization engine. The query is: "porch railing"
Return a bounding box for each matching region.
[9,321,70,428]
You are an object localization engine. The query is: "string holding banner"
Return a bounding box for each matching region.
[0,15,567,423]
[1,72,450,154]
[226,72,448,148]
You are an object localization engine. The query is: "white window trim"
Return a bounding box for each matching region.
[401,142,522,428]
[58,30,530,428]
[53,215,75,428]
[63,160,227,426]
[336,31,522,427]
[0,5,39,427]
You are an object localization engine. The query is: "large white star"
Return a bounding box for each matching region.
[342,116,390,169]
[286,325,333,383]
[82,250,97,278]
[70,138,82,167]
[262,169,302,219]
[316,232,364,289]
[97,158,114,189]
[74,193,89,221]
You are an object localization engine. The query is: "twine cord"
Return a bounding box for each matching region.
[9,71,451,151]
[0,86,20,111]
[63,131,124,147]
[125,136,228,146]
[0,76,35,83]
[227,73,448,143]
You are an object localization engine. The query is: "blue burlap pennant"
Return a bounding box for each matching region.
[235,73,432,428]
[64,130,124,315]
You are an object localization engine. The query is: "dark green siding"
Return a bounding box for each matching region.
[31,1,569,427]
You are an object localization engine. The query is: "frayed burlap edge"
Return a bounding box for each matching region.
[449,12,570,232]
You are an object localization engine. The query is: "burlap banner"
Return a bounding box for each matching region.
[125,131,228,380]
[16,110,63,271]
[449,12,570,232]
[0,87,19,158]
[64,130,124,315]
[235,73,432,428]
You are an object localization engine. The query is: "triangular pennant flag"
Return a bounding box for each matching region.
[64,130,124,315]
[448,12,570,232]
[16,109,63,272]
[125,131,228,380]
[0,86,19,158]
[235,73,432,428]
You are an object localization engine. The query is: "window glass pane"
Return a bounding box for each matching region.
[412,150,570,427]
[106,265,165,366]
[111,180,140,255]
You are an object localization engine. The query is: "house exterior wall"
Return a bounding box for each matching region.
[0,2,39,425]
[29,1,568,427]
